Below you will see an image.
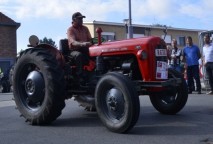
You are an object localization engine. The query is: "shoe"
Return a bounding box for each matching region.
[206,91,213,95]
[197,91,201,94]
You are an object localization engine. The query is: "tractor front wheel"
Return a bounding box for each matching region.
[149,68,188,115]
[95,72,140,133]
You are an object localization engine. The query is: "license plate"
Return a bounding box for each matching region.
[155,49,167,56]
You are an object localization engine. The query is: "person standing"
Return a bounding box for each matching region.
[0,67,2,78]
[202,34,213,95]
[167,45,172,68]
[170,39,182,72]
[183,36,202,94]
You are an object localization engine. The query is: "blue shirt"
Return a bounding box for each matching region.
[183,45,200,66]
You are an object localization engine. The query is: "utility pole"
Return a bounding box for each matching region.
[128,0,133,38]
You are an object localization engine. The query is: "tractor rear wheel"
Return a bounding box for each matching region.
[13,48,65,125]
[95,72,140,133]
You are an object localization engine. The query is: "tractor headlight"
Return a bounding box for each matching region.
[137,50,147,60]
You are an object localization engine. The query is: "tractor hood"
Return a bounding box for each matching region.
[89,36,162,57]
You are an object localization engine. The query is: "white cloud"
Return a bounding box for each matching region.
[14,0,66,19]
[10,0,125,20]
[0,0,203,22]
[1,0,212,22]
[135,0,178,18]
[179,0,213,19]
[1,0,213,30]
[0,0,9,4]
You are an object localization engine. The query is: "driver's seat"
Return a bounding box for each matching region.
[59,39,69,56]
[59,39,74,63]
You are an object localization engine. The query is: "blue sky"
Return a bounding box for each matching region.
[1,0,213,52]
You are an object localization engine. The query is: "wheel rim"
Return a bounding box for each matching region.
[160,88,178,104]
[103,88,125,122]
[17,64,45,110]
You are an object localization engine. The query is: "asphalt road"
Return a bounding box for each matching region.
[1,92,213,144]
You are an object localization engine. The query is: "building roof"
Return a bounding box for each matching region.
[0,12,20,28]
[84,21,206,32]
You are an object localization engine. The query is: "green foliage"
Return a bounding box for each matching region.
[152,24,172,28]
[39,37,57,47]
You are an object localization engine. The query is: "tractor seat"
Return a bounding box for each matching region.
[59,39,70,56]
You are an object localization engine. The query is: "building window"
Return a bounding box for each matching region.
[133,34,144,38]
[102,32,115,41]
[177,36,186,46]
[161,35,171,44]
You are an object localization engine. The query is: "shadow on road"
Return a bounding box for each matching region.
[129,106,213,135]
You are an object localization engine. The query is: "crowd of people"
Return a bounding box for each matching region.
[167,35,213,95]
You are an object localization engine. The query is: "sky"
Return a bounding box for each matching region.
[1,0,213,53]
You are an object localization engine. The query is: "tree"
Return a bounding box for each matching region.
[40,37,57,47]
[151,24,172,28]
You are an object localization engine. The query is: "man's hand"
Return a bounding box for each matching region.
[71,41,92,48]
[184,63,188,69]
[82,42,92,47]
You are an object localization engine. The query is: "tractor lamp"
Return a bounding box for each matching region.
[137,50,147,60]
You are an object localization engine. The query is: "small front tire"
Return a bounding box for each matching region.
[95,72,140,133]
[149,68,188,115]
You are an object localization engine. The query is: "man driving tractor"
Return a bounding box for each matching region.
[67,12,92,84]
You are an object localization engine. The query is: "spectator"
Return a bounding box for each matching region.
[170,39,182,72]
[0,67,3,78]
[202,34,213,95]
[167,45,172,67]
[183,36,201,94]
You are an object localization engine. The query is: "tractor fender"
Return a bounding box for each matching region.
[35,44,66,68]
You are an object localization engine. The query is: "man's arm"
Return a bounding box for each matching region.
[67,27,91,50]
[175,49,182,57]
[72,27,92,48]
[72,41,92,48]
[181,48,186,62]
[171,49,182,59]
[197,47,201,59]
[202,47,206,65]
[170,49,175,58]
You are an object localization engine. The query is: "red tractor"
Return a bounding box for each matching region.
[13,28,188,133]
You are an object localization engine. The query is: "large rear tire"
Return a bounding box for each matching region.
[13,48,65,125]
[149,68,188,115]
[95,72,140,133]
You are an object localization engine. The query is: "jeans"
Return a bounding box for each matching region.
[70,48,89,77]
[205,62,213,91]
[187,65,201,92]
